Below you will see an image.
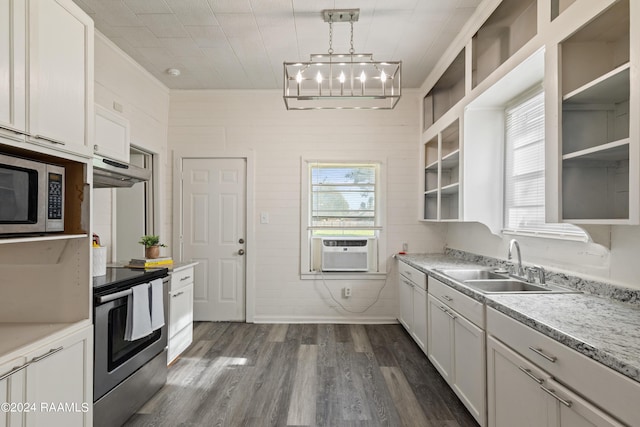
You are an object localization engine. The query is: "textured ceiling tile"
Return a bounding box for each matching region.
[161,37,205,57]
[137,47,182,69]
[164,0,219,26]
[249,0,292,13]
[291,0,333,14]
[92,2,143,27]
[123,0,172,14]
[73,0,95,15]
[112,26,162,48]
[215,13,260,38]
[185,26,229,49]
[207,0,252,14]
[136,13,189,37]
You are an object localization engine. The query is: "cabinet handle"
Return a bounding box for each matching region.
[442,295,453,302]
[180,276,191,282]
[32,135,66,146]
[30,346,64,364]
[445,310,457,320]
[528,347,557,363]
[438,305,448,313]
[540,385,572,407]
[518,366,544,384]
[0,362,30,382]
[402,279,414,287]
[172,291,184,298]
[0,124,29,136]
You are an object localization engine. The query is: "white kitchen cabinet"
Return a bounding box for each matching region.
[168,265,196,364]
[0,0,27,144]
[428,277,486,426]
[487,307,638,426]
[94,104,130,163]
[27,0,94,157]
[0,356,26,427]
[487,335,624,427]
[397,261,428,353]
[24,324,92,427]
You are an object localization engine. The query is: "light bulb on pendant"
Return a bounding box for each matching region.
[339,71,346,95]
[296,70,303,84]
[360,71,366,95]
[380,70,387,95]
[316,71,323,96]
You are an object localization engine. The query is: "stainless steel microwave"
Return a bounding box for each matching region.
[0,152,65,235]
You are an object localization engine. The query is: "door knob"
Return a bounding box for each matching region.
[238,249,245,255]
[239,238,245,244]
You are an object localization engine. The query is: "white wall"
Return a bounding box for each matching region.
[92,32,170,261]
[168,90,446,322]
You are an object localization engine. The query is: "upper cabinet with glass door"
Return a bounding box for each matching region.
[557,0,637,224]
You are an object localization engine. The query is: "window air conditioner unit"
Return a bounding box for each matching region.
[321,238,369,272]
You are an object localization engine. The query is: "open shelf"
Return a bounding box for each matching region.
[424,194,438,220]
[441,182,460,195]
[563,139,629,162]
[563,64,629,104]
[424,48,465,130]
[441,150,460,169]
[551,0,577,21]
[0,233,88,246]
[472,0,537,88]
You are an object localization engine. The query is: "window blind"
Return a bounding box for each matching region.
[504,89,587,239]
[310,164,377,230]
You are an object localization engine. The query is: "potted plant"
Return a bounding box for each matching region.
[139,235,166,259]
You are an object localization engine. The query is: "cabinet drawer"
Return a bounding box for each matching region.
[170,267,194,291]
[429,277,484,327]
[487,307,640,427]
[398,261,427,290]
[169,283,194,337]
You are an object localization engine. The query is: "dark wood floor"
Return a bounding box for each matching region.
[124,323,479,427]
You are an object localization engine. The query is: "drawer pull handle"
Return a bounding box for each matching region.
[529,347,557,363]
[403,279,414,288]
[33,135,66,146]
[540,385,572,407]
[180,275,191,282]
[30,346,64,364]
[438,305,448,313]
[0,124,28,136]
[445,310,457,320]
[173,291,185,298]
[442,295,453,302]
[518,366,544,384]
[0,362,30,381]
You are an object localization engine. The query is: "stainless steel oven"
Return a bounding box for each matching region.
[93,267,169,427]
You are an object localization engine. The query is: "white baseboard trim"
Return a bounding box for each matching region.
[252,315,399,324]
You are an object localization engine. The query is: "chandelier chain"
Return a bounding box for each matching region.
[328,17,334,54]
[349,15,355,54]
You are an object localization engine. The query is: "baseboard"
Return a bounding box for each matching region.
[252,315,399,324]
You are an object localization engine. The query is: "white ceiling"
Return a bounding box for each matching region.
[72,0,481,90]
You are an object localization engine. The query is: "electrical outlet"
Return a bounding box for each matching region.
[344,287,352,298]
[402,242,409,252]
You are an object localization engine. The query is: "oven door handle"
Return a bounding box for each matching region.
[97,288,133,304]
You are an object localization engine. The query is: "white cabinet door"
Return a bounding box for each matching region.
[545,378,624,427]
[427,294,453,382]
[27,0,93,157]
[412,285,428,352]
[0,357,26,427]
[398,275,414,332]
[453,312,485,424]
[169,283,194,338]
[487,335,548,427]
[94,104,130,163]
[0,0,26,142]
[24,325,92,427]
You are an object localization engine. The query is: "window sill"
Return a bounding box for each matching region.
[301,272,387,281]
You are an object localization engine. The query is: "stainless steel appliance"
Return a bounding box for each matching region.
[93,267,169,427]
[92,154,151,188]
[0,152,64,235]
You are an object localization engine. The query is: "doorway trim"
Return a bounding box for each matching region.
[172,149,255,322]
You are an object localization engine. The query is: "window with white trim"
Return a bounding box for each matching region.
[504,88,587,239]
[301,161,384,275]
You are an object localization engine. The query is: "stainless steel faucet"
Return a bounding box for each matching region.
[508,239,525,277]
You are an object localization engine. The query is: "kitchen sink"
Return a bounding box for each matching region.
[437,269,508,281]
[436,268,578,294]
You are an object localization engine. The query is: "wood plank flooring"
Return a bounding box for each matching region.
[124,323,479,427]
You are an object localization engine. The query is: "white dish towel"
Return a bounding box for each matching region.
[149,278,165,331]
[124,283,153,341]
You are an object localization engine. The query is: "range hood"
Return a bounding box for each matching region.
[92,154,151,188]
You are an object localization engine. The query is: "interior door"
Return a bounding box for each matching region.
[181,158,246,321]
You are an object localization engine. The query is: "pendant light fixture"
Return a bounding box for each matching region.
[283,9,402,110]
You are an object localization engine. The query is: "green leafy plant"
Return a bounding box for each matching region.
[138,235,167,248]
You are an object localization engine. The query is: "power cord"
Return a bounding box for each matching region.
[317,260,394,314]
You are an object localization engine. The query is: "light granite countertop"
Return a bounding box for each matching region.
[396,252,640,384]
